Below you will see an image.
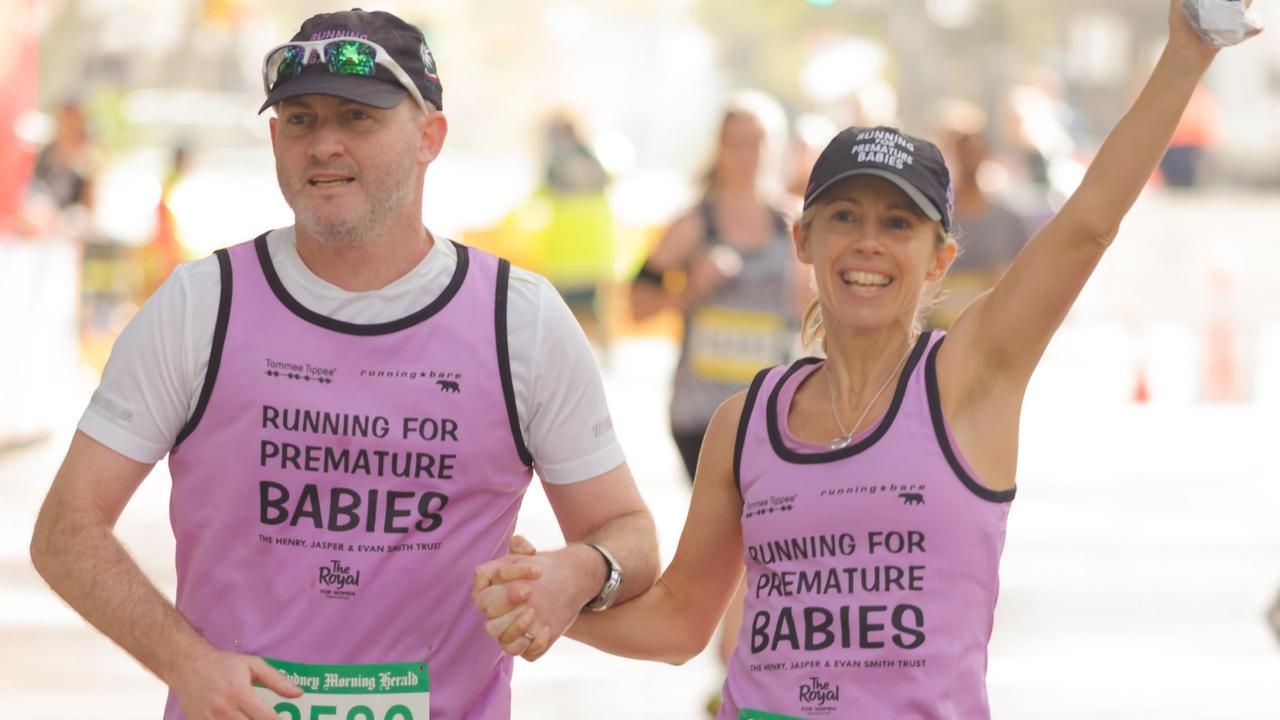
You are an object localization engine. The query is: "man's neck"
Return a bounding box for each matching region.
[294,219,434,292]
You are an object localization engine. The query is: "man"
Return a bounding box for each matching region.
[29,9,657,720]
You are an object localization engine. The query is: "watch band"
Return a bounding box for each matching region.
[584,542,623,612]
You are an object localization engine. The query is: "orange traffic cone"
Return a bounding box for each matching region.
[1204,270,1242,404]
[1132,360,1151,404]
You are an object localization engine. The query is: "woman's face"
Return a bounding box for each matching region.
[794,175,955,335]
[717,114,765,185]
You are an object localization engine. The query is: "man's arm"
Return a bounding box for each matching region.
[471,462,658,660]
[472,267,659,658]
[543,461,659,606]
[30,431,298,718]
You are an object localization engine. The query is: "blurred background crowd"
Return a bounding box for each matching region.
[6,0,1280,396]
[3,0,1280,717]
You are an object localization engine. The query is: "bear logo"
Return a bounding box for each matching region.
[899,492,924,506]
[437,379,460,394]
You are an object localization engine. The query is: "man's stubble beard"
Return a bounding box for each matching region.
[281,150,420,249]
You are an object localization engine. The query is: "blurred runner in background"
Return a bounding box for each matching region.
[630,90,799,485]
[930,101,1030,329]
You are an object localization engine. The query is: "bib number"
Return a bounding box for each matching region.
[687,306,786,384]
[255,659,429,720]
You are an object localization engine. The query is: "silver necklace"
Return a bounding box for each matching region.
[824,340,914,450]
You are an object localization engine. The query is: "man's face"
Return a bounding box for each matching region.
[270,94,428,245]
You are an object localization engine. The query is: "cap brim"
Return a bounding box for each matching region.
[805,168,942,222]
[259,72,409,114]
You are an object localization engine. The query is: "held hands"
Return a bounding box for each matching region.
[471,536,599,662]
[172,648,302,720]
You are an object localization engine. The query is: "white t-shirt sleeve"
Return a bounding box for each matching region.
[505,268,624,484]
[77,257,220,463]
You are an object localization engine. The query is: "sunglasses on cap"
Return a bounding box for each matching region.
[261,38,430,115]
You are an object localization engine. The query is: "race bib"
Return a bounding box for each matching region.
[255,658,429,720]
[688,306,786,384]
[740,710,803,720]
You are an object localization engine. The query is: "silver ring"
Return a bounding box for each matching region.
[522,631,536,642]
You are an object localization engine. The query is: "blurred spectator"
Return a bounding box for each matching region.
[0,0,77,450]
[1161,83,1221,188]
[1004,68,1077,193]
[780,113,831,351]
[140,143,194,299]
[530,112,617,347]
[28,101,136,367]
[1,0,40,239]
[931,101,1031,329]
[782,113,839,215]
[28,101,101,243]
[632,90,795,482]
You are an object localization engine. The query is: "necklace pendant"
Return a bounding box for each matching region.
[827,434,853,451]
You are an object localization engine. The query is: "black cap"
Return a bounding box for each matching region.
[803,126,954,232]
[260,9,442,113]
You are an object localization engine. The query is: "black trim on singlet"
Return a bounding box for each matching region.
[924,337,1017,504]
[174,249,233,447]
[634,201,790,282]
[699,199,790,249]
[733,367,772,496]
[765,330,933,464]
[496,259,535,469]
[253,233,469,336]
[699,200,717,244]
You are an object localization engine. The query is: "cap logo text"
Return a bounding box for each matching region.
[308,30,369,41]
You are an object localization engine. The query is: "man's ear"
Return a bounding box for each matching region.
[417,110,448,165]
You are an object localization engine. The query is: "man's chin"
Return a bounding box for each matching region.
[297,214,368,247]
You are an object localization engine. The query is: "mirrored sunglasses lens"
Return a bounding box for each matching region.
[268,46,306,89]
[325,40,377,77]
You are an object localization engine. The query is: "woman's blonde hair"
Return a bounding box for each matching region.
[796,204,956,351]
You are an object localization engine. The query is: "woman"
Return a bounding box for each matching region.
[630,90,800,485]
[475,4,1245,717]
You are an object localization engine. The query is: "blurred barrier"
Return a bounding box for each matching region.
[0,236,79,446]
[1065,192,1280,405]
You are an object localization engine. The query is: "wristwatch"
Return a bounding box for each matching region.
[584,543,623,612]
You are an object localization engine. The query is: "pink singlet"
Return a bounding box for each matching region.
[722,330,1015,720]
[165,235,534,719]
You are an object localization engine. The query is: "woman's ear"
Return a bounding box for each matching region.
[792,219,813,265]
[927,236,957,281]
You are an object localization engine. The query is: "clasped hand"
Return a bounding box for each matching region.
[471,536,587,662]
